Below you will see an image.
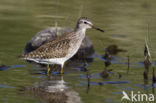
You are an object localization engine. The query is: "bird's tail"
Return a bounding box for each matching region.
[17,54,25,59]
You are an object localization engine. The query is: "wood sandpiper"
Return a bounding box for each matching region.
[19,17,104,75]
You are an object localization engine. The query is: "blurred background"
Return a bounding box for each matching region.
[0,0,156,103]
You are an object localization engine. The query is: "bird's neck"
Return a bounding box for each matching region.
[73,28,86,41]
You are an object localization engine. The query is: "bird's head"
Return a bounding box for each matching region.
[76,17,104,32]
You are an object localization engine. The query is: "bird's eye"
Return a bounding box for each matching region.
[84,22,87,24]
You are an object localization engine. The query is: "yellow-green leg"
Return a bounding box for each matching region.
[60,64,64,76]
[60,67,63,76]
[47,63,50,76]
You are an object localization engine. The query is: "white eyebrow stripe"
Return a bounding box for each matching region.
[84,20,92,24]
[88,22,93,25]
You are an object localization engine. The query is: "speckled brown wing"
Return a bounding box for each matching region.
[20,33,73,59]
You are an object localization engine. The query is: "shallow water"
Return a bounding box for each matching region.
[0,0,156,103]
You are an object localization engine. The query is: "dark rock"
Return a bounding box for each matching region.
[103,52,112,67]
[118,73,122,79]
[104,44,126,55]
[24,27,94,59]
[100,70,109,78]
[0,65,10,71]
[98,82,103,86]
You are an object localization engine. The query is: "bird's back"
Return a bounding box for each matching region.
[19,31,76,59]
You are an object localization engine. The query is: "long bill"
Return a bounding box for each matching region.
[92,26,104,32]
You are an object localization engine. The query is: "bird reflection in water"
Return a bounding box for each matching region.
[19,75,81,103]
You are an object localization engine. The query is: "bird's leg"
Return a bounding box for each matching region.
[60,67,63,76]
[60,65,64,76]
[47,64,50,76]
[47,60,50,76]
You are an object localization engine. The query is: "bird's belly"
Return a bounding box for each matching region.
[26,57,66,65]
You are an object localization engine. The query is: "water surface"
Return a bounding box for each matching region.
[0,0,156,103]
